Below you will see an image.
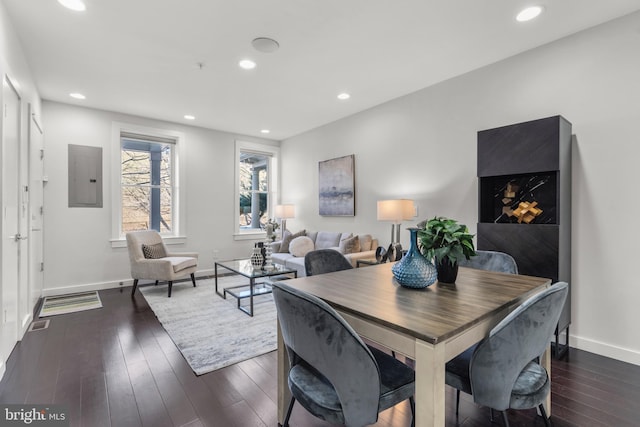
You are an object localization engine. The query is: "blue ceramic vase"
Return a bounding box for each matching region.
[392,227,437,288]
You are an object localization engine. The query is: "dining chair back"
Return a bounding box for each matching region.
[272,281,415,427]
[304,248,354,276]
[458,250,518,274]
[445,282,568,427]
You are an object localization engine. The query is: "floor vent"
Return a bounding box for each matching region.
[28,319,50,332]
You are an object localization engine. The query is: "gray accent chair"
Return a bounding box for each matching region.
[272,282,415,427]
[445,282,569,427]
[458,250,518,274]
[304,248,354,276]
[126,230,198,298]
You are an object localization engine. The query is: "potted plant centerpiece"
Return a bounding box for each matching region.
[417,216,476,283]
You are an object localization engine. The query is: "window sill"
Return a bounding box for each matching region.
[111,235,187,248]
[234,231,267,241]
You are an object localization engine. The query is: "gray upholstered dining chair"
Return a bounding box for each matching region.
[445,282,568,427]
[458,249,518,274]
[304,248,354,276]
[126,230,198,298]
[272,281,415,427]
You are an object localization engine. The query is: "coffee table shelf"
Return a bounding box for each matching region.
[214,259,297,316]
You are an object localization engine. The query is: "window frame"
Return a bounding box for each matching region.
[234,140,279,240]
[110,122,187,248]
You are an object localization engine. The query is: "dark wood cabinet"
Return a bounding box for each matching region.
[477,115,571,358]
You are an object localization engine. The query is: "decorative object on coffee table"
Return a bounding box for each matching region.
[391,227,437,288]
[418,216,476,284]
[251,244,264,268]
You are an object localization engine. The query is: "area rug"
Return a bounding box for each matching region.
[140,276,277,375]
[39,291,102,317]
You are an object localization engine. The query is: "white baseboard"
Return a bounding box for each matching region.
[41,269,218,297]
[570,334,640,366]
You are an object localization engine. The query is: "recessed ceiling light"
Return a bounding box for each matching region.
[252,37,280,53]
[58,0,86,11]
[337,93,351,100]
[260,129,270,134]
[184,115,195,120]
[239,59,257,70]
[516,6,543,22]
[69,92,86,100]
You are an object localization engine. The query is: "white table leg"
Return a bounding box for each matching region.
[415,339,446,427]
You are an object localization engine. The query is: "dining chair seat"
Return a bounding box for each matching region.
[445,282,568,427]
[273,281,415,427]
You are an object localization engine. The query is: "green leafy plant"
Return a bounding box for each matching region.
[418,216,476,265]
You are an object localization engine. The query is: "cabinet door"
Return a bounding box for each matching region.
[477,223,559,282]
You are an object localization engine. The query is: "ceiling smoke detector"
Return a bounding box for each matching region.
[252,37,280,53]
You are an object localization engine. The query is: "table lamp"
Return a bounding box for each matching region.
[377,199,415,260]
[274,204,295,234]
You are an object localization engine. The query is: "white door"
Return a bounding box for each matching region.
[28,104,44,313]
[1,75,21,369]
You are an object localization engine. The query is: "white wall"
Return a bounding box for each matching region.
[42,101,278,294]
[281,11,640,365]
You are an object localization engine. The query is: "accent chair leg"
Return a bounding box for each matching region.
[155,280,159,286]
[455,389,460,415]
[539,404,551,427]
[131,279,138,297]
[191,273,196,287]
[168,281,173,298]
[283,396,295,427]
[501,411,510,427]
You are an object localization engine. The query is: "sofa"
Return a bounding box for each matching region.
[269,230,378,277]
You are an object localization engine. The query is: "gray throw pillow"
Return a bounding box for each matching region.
[278,229,306,253]
[339,235,361,254]
[142,243,166,259]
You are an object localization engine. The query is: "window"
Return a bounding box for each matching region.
[111,123,185,247]
[235,141,279,238]
[120,133,174,233]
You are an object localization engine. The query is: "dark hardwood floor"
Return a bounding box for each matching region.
[1,286,638,427]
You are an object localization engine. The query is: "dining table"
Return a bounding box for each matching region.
[276,262,551,427]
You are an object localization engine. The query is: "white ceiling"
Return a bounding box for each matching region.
[4,0,640,140]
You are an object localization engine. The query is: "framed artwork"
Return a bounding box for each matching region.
[318,154,355,216]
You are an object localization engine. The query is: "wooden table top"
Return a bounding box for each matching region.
[283,262,551,344]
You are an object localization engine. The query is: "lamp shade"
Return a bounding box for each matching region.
[377,199,414,223]
[275,204,295,219]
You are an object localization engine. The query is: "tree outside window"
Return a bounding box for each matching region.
[121,137,174,233]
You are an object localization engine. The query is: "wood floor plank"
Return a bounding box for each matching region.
[80,373,110,427]
[1,287,638,427]
[127,360,173,427]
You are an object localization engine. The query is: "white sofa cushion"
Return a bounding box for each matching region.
[315,231,342,249]
[167,256,197,273]
[289,236,315,257]
[278,229,306,253]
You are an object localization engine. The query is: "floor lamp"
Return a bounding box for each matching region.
[274,204,295,236]
[377,199,414,261]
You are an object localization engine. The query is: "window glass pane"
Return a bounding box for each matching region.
[159,187,172,233]
[121,149,150,186]
[122,186,150,232]
[121,137,174,233]
[238,151,269,230]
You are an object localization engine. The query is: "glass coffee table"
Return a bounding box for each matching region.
[214,259,297,316]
